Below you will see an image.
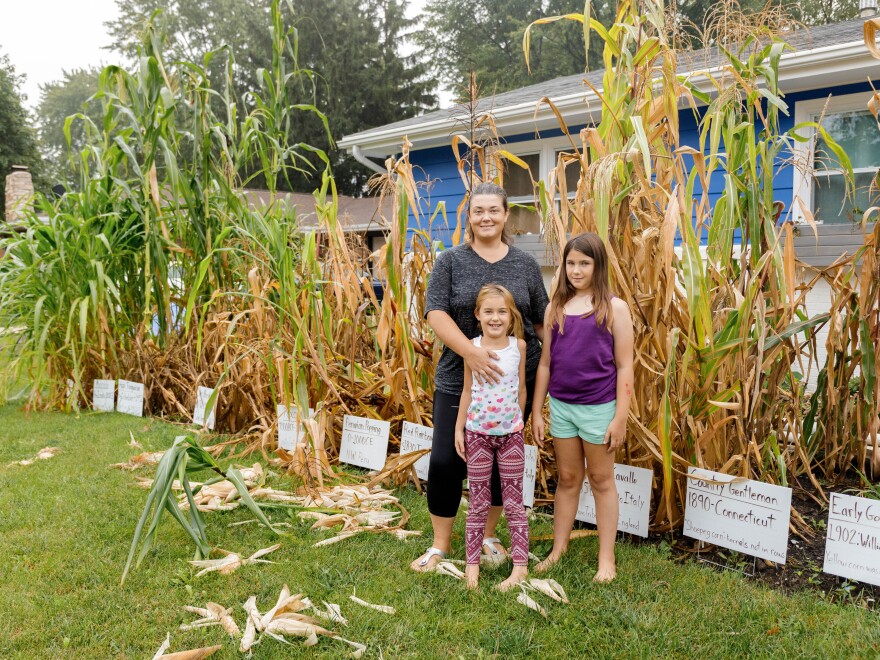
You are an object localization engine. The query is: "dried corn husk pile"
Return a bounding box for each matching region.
[7,446,60,467]
[165,587,368,656]
[129,460,418,547]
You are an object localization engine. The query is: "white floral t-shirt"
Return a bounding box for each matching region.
[465,336,524,435]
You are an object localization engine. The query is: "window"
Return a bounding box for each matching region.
[494,137,585,235]
[502,152,541,235]
[793,93,880,224]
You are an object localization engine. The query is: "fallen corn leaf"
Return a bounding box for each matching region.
[129,431,142,449]
[110,451,164,470]
[156,645,222,660]
[206,602,241,638]
[151,633,171,660]
[349,591,395,615]
[188,543,281,577]
[313,530,360,547]
[524,578,570,604]
[264,619,320,646]
[432,561,465,579]
[516,590,547,617]
[9,447,61,466]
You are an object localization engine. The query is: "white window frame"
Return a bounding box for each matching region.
[791,91,877,224]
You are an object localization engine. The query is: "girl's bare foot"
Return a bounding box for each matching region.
[496,565,528,592]
[465,564,480,589]
[593,562,616,583]
[534,551,565,574]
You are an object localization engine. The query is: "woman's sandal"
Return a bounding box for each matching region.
[411,547,447,572]
[480,537,508,567]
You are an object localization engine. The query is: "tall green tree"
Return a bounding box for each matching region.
[106,0,436,195]
[0,53,44,221]
[415,0,613,95]
[36,68,104,185]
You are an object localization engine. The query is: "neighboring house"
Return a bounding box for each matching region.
[339,13,880,387]
[244,189,392,258]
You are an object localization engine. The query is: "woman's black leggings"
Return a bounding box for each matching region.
[426,373,537,518]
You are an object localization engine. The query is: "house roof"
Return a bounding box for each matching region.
[339,18,879,157]
[243,189,393,232]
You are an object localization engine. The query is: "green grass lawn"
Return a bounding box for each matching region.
[1,404,879,659]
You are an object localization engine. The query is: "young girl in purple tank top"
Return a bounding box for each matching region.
[530,233,635,583]
[454,284,530,591]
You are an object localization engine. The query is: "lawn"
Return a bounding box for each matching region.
[1,403,878,659]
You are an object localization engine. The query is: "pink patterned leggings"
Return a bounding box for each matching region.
[464,429,529,566]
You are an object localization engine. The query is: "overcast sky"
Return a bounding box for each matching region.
[0,0,440,110]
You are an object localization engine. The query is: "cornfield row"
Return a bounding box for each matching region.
[0,0,878,533]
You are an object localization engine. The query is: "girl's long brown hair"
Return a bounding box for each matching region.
[548,232,613,334]
[475,284,524,339]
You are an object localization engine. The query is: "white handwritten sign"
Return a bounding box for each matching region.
[823,492,880,586]
[683,467,792,563]
[339,415,390,471]
[576,463,653,538]
[193,386,216,429]
[399,421,433,480]
[522,445,539,508]
[116,380,145,417]
[277,405,315,451]
[93,379,115,412]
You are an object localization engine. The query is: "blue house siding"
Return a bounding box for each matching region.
[406,79,877,249]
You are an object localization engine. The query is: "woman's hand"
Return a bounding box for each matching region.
[531,413,545,448]
[464,344,503,385]
[604,416,626,453]
[455,428,467,461]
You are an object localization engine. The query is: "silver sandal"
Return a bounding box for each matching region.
[481,537,508,567]
[415,547,447,570]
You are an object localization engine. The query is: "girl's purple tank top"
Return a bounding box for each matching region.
[548,312,616,405]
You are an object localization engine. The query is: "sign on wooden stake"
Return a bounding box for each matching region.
[339,415,390,471]
[116,380,145,417]
[522,445,539,508]
[193,386,216,430]
[683,467,792,563]
[576,463,653,537]
[823,492,880,586]
[277,405,315,451]
[399,421,433,481]
[93,379,115,412]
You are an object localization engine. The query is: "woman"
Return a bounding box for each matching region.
[412,181,549,571]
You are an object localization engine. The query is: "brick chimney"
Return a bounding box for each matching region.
[5,165,35,224]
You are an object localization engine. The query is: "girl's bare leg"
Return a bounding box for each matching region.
[584,441,618,582]
[535,437,585,573]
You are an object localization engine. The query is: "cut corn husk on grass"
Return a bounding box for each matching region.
[188,543,281,577]
[349,590,395,614]
[157,646,222,660]
[516,589,547,617]
[431,561,465,579]
[310,601,348,627]
[179,602,240,637]
[9,446,60,466]
[129,431,143,449]
[110,451,164,470]
[151,633,171,659]
[243,586,365,654]
[523,578,570,604]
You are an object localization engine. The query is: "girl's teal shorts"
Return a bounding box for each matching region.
[548,397,617,444]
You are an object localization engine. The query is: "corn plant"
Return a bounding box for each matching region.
[121,435,280,583]
[527,0,878,530]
